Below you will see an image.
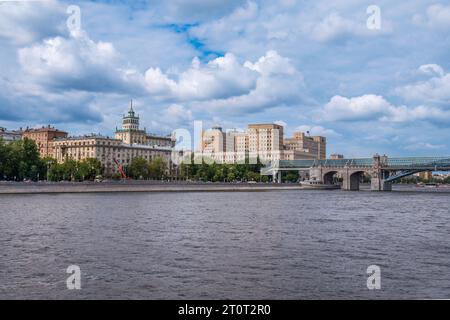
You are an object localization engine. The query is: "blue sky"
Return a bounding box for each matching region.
[0,0,449,157]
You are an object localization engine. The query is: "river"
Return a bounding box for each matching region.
[0,186,449,299]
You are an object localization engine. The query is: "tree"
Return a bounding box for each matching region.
[0,138,45,181]
[78,158,103,181]
[129,157,149,179]
[149,157,167,180]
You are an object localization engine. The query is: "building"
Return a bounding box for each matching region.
[282,149,318,160]
[418,171,433,180]
[53,135,172,175]
[53,104,173,176]
[283,132,326,160]
[247,124,284,163]
[330,154,344,160]
[115,102,173,147]
[0,127,22,143]
[199,123,327,164]
[200,126,227,163]
[22,125,68,158]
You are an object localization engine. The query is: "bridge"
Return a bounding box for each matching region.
[261,155,450,191]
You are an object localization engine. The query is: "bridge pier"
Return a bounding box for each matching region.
[371,178,392,191]
[342,171,361,191]
[272,171,282,183]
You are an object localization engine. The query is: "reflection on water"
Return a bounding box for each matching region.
[0,186,449,299]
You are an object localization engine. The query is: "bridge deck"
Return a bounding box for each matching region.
[261,157,450,175]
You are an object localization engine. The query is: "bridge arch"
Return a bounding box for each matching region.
[345,170,371,191]
[322,170,340,185]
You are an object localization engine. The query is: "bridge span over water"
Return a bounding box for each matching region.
[261,155,450,191]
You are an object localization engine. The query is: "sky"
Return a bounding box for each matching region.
[0,0,449,157]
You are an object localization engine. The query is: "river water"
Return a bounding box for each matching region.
[0,186,449,299]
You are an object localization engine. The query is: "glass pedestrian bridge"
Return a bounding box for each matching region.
[261,156,450,175]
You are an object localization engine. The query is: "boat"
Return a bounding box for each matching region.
[299,180,341,190]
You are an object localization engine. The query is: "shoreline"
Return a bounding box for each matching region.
[0,182,309,195]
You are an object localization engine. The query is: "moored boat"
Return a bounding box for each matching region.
[299,180,341,190]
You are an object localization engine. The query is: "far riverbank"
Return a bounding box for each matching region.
[0,181,308,195]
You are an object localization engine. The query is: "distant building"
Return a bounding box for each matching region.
[53,135,172,176]
[115,102,173,147]
[198,123,330,164]
[22,125,68,158]
[283,132,326,160]
[0,127,22,143]
[53,103,173,176]
[248,124,284,163]
[418,171,433,180]
[330,154,344,159]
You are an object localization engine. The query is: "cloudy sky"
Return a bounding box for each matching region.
[0,0,449,157]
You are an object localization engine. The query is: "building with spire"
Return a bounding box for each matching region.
[52,101,175,177]
[115,101,173,147]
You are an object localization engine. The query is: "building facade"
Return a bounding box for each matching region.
[22,126,68,158]
[198,124,327,164]
[0,127,22,143]
[283,132,326,160]
[53,135,172,175]
[53,104,173,176]
[115,103,173,147]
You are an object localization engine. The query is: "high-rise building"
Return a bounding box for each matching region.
[199,123,328,164]
[22,125,68,158]
[248,124,284,163]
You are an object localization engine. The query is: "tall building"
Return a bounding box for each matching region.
[115,102,173,147]
[22,125,68,158]
[200,126,227,163]
[0,127,22,143]
[283,132,326,160]
[248,124,284,163]
[199,123,328,164]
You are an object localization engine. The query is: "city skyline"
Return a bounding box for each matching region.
[1,0,449,158]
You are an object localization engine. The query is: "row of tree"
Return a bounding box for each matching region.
[0,138,46,181]
[177,157,269,182]
[126,157,168,180]
[46,157,103,182]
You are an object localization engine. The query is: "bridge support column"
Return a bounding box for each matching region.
[371,178,392,191]
[272,171,282,183]
[342,169,361,191]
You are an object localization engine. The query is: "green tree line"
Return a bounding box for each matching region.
[126,156,168,180]
[177,156,269,182]
[0,138,46,181]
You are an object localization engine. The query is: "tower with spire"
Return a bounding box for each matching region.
[121,100,140,131]
[115,100,147,144]
[115,99,174,147]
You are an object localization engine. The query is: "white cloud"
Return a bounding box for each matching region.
[295,125,339,137]
[18,30,146,94]
[0,0,65,45]
[418,64,444,77]
[194,50,305,112]
[144,53,258,100]
[320,95,391,121]
[395,64,450,104]
[320,94,450,125]
[413,4,450,29]
[164,104,193,122]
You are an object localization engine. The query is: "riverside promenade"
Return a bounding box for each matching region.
[0,181,305,195]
